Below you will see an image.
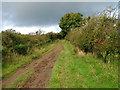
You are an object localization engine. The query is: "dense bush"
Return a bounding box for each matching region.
[13,44,29,55]
[2,29,60,64]
[66,8,119,63]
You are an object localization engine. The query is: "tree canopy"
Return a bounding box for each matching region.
[59,13,83,38]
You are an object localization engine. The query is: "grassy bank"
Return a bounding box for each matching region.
[2,41,58,79]
[49,40,118,88]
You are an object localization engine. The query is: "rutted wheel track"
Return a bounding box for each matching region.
[22,43,64,88]
[2,43,64,88]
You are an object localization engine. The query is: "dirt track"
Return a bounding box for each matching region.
[2,43,64,88]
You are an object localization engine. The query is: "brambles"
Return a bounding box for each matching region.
[65,8,119,63]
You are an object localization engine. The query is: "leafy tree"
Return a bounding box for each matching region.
[59,13,83,38]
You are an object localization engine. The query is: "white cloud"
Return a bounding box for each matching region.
[41,25,61,33]
[2,25,61,34]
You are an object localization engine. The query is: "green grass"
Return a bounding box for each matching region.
[5,68,34,88]
[48,40,118,88]
[2,41,58,79]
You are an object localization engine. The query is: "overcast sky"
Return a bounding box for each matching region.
[2,2,118,34]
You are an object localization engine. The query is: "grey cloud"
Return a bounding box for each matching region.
[2,2,117,27]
